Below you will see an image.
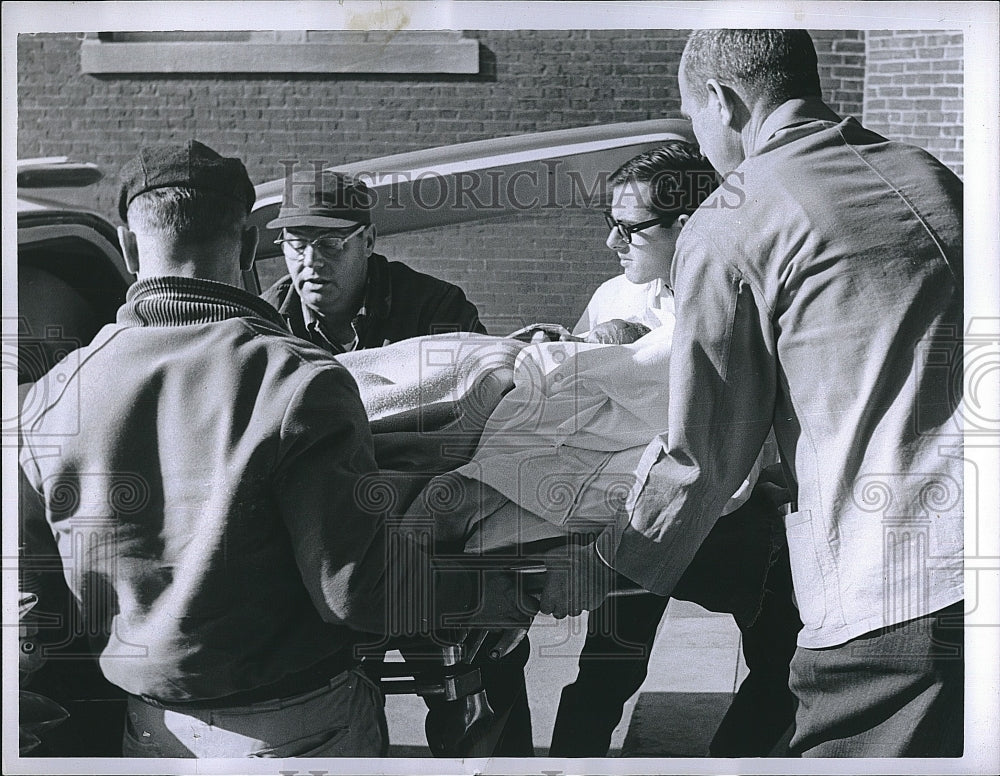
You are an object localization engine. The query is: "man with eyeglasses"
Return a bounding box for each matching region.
[546,142,800,757]
[18,141,530,758]
[262,171,486,355]
[567,165,700,346]
[262,171,533,757]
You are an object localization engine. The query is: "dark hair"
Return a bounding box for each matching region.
[681,29,822,108]
[609,140,718,222]
[127,187,247,241]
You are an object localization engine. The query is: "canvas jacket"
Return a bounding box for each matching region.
[262,252,486,354]
[599,100,964,648]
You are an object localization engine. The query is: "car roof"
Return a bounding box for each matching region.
[16,157,109,215]
[16,121,696,291]
[251,118,694,251]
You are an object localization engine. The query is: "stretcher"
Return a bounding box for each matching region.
[340,330,772,756]
[335,332,665,756]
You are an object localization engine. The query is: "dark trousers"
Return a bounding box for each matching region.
[472,634,534,756]
[788,601,964,757]
[549,490,801,757]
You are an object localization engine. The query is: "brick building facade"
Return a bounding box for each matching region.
[17,29,962,330]
[863,30,964,175]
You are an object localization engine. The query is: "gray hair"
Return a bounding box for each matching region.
[681,29,822,108]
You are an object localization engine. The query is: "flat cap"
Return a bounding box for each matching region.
[117,140,255,222]
[266,171,372,229]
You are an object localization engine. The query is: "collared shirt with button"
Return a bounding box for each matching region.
[262,252,486,356]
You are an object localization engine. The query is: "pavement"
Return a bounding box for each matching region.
[384,598,748,758]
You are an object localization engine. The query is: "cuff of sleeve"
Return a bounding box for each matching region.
[594,529,619,570]
[625,435,669,514]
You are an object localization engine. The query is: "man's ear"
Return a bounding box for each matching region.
[362,224,376,257]
[706,78,740,130]
[675,213,690,229]
[239,225,259,272]
[117,225,140,275]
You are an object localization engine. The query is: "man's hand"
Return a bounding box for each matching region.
[756,462,792,513]
[537,543,614,619]
[450,569,540,659]
[583,319,651,345]
[508,323,581,343]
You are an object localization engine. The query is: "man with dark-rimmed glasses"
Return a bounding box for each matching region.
[262,171,486,355]
[549,141,801,757]
[541,29,965,758]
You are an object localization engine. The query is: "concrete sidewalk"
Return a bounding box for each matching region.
[384,599,748,757]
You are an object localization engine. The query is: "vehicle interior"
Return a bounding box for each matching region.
[17,219,133,756]
[17,223,130,384]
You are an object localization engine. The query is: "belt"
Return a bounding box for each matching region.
[137,649,358,710]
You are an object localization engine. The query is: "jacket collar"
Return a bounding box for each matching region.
[119,276,287,328]
[362,253,392,321]
[751,98,844,157]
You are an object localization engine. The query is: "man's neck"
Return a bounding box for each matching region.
[137,267,242,286]
[131,237,244,287]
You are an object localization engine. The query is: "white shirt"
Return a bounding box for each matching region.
[573,275,675,336]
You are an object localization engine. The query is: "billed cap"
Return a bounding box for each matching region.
[266,171,372,229]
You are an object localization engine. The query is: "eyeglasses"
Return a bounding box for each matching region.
[274,225,366,257]
[603,212,669,244]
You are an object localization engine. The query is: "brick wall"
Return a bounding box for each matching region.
[863,30,964,177]
[814,30,866,119]
[17,30,694,217]
[17,29,959,329]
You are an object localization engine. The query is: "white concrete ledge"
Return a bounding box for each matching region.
[80,32,480,74]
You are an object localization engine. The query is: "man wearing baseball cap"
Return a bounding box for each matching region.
[264,170,535,757]
[261,171,486,354]
[19,140,530,758]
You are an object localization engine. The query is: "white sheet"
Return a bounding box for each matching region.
[456,325,759,534]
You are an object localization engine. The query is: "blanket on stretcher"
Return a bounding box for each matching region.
[336,331,757,547]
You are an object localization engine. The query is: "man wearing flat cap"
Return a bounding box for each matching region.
[19,140,530,758]
[261,171,486,354]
